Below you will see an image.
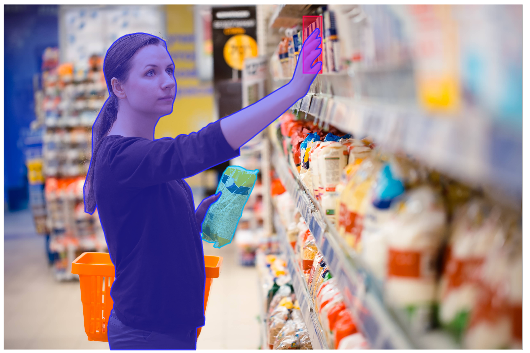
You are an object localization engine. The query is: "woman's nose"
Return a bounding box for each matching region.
[163,75,175,90]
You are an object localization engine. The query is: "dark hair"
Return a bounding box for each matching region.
[84,32,165,214]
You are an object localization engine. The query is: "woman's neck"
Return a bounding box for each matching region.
[108,101,158,140]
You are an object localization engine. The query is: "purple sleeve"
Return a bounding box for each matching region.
[105,119,240,188]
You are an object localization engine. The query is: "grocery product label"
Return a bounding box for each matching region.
[443,247,484,296]
[388,248,437,279]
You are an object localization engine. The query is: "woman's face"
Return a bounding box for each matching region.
[122,44,176,117]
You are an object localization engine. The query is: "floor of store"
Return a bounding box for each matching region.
[5,209,261,350]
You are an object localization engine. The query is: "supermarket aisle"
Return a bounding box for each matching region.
[4,208,261,350]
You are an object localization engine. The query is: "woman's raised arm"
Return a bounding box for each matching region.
[220,28,323,151]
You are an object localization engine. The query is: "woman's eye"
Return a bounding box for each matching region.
[167,68,174,75]
[146,69,155,76]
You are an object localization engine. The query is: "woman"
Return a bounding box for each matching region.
[84,30,322,350]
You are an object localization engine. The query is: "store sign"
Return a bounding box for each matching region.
[212,6,257,81]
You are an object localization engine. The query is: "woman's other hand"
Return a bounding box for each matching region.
[195,192,222,230]
[288,27,323,100]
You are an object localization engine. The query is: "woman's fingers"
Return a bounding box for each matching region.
[305,49,322,69]
[311,61,323,74]
[302,37,322,59]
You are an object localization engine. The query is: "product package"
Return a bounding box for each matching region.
[385,185,448,332]
[437,199,504,342]
[201,166,258,248]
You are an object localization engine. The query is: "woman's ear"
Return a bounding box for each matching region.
[111,77,126,99]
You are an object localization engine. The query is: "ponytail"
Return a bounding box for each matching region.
[83,93,118,214]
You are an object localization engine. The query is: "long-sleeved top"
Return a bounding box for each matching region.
[94,119,240,335]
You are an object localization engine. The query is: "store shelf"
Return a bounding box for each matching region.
[268,5,320,29]
[270,136,459,350]
[274,212,329,350]
[273,74,522,207]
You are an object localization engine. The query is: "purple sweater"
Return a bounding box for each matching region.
[94,119,240,334]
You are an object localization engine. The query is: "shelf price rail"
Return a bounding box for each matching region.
[273,211,329,350]
[270,136,459,349]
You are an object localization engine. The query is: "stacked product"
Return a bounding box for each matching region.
[270,5,521,122]
[36,53,108,280]
[270,111,522,348]
[272,187,369,350]
[257,254,313,350]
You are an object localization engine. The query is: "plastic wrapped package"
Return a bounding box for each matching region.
[268,306,291,346]
[333,310,358,349]
[317,141,349,193]
[201,166,258,248]
[316,281,341,313]
[310,141,332,200]
[307,253,323,288]
[464,220,522,349]
[274,320,298,349]
[385,185,448,332]
[360,162,406,281]
[286,223,299,249]
[337,332,369,349]
[299,167,314,195]
[337,157,382,251]
[310,260,332,300]
[291,309,313,350]
[268,284,293,316]
[438,199,504,342]
[301,233,318,270]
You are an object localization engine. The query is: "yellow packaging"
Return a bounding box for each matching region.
[337,158,382,251]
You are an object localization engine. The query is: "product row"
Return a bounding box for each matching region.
[270,4,521,124]
[268,112,522,349]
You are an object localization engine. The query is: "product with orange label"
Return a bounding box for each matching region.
[437,199,504,342]
[318,289,343,343]
[385,185,447,332]
[333,310,358,349]
[360,162,406,281]
[337,157,382,251]
[463,218,522,349]
[301,234,318,271]
[307,253,324,288]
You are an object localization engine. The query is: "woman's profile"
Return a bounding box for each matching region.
[83,30,322,350]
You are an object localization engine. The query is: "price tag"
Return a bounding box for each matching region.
[332,100,347,129]
[323,98,336,127]
[309,96,321,116]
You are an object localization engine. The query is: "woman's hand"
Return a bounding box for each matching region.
[288,27,323,101]
[195,192,222,230]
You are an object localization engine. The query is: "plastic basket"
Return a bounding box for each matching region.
[71,252,222,342]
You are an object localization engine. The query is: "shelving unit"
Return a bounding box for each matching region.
[273,212,329,350]
[269,133,460,349]
[272,75,522,208]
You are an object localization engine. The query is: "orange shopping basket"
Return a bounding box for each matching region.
[71,252,222,342]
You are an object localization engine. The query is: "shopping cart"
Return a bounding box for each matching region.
[71,252,222,342]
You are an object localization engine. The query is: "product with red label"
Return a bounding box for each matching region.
[464,218,522,349]
[333,310,358,349]
[307,253,324,288]
[385,185,447,332]
[438,199,505,342]
[337,157,382,251]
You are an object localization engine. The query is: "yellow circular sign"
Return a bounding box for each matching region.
[223,34,258,71]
